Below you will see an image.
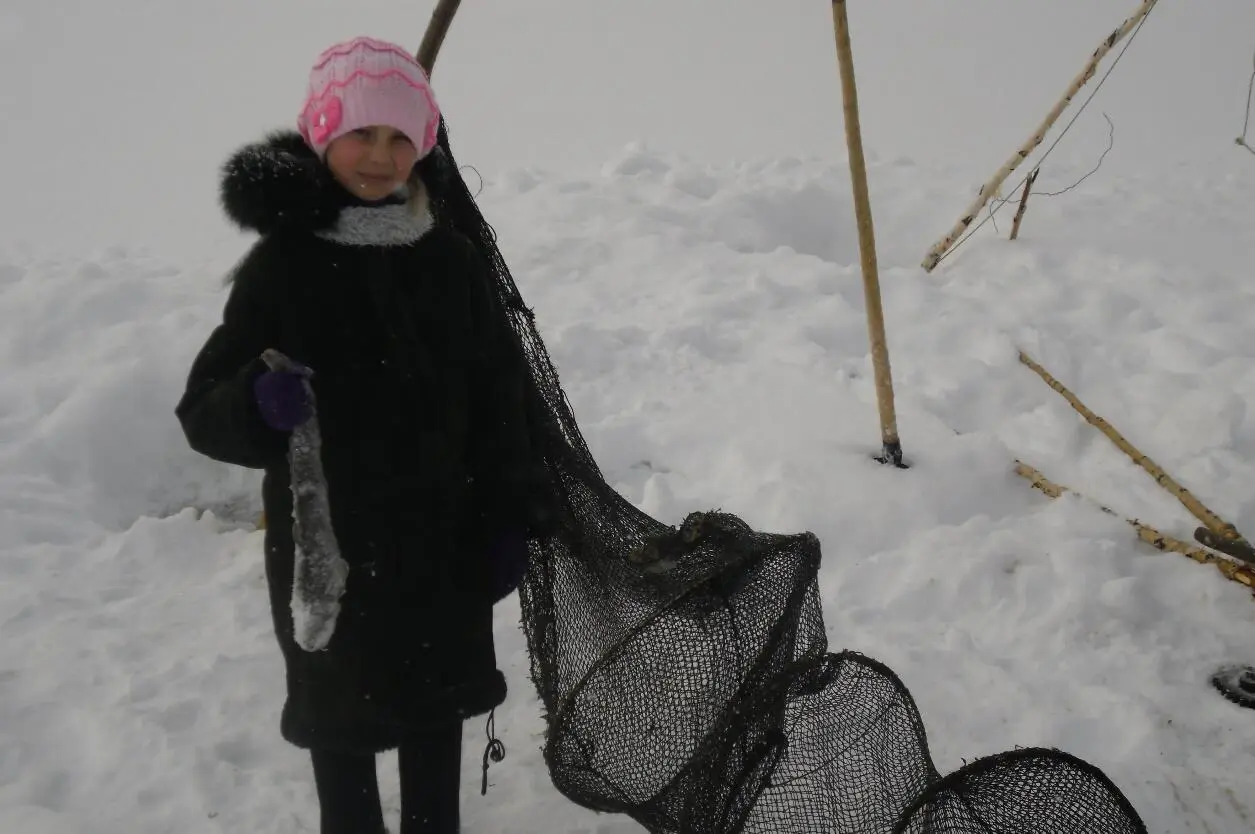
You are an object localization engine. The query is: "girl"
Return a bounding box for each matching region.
[176,36,552,834]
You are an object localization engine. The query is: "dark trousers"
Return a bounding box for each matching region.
[310,723,463,834]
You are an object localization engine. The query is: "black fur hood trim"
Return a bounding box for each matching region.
[219,131,349,235]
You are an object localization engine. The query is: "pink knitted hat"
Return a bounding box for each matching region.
[297,36,441,160]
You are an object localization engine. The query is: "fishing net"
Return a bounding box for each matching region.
[422,121,1148,834]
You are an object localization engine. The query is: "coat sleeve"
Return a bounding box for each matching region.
[457,237,559,543]
[175,242,290,470]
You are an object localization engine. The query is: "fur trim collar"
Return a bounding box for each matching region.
[219,130,432,245]
[315,203,433,247]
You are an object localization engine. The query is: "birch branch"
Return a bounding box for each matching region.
[1014,461,1255,591]
[920,0,1159,272]
[1008,168,1039,241]
[1018,349,1253,553]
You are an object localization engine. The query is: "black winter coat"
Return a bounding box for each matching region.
[176,131,550,753]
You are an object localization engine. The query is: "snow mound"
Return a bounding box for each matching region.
[0,248,263,535]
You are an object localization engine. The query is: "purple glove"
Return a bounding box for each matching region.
[487,531,529,602]
[253,368,312,432]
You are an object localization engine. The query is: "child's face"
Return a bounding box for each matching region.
[325,125,420,201]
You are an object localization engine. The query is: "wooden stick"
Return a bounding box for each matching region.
[1018,349,1253,552]
[1008,168,1039,241]
[417,0,463,76]
[921,0,1159,271]
[1015,461,1255,591]
[831,0,904,467]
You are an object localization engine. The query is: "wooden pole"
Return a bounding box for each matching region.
[831,0,905,468]
[920,0,1159,272]
[417,0,463,75]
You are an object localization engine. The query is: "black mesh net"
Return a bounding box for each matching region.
[423,121,1148,834]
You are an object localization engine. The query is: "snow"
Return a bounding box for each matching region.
[3,1,1255,832]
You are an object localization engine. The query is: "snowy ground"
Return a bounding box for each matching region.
[4,1,1255,832]
[3,144,1255,833]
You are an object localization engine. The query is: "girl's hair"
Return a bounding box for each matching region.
[406,164,431,219]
